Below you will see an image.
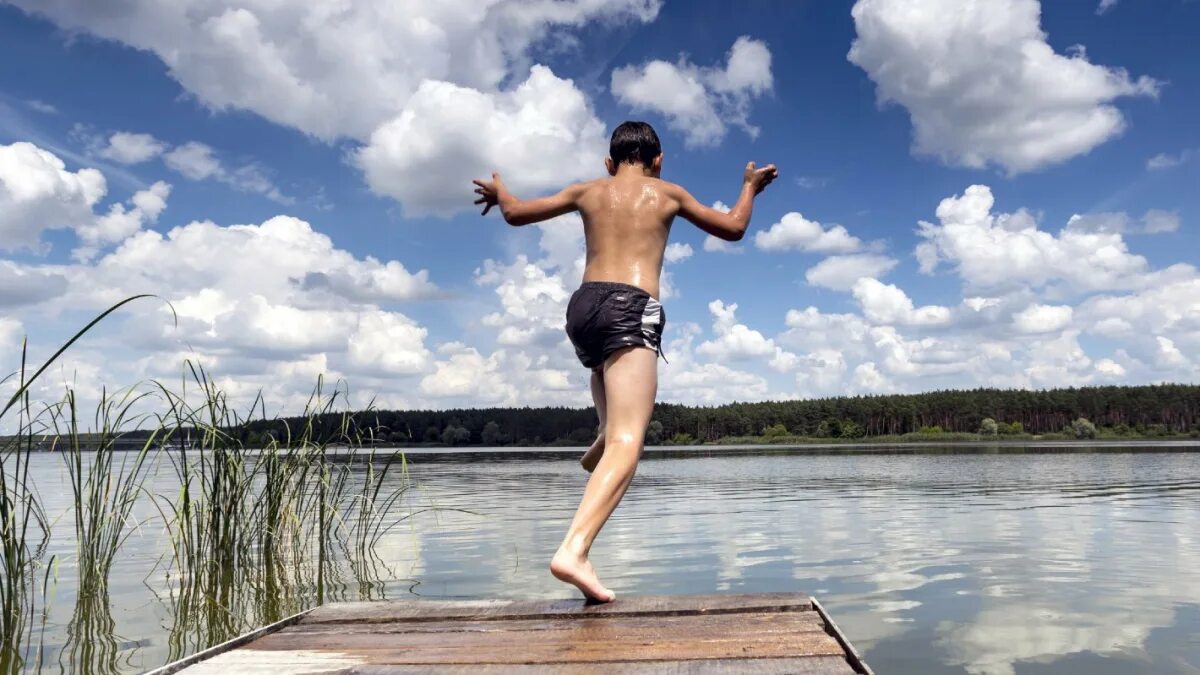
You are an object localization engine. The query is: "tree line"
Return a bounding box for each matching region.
[235,384,1200,447]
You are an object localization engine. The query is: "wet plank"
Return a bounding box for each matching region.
[302,593,814,624]
[174,594,869,674]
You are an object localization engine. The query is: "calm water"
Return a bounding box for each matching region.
[20,447,1200,673]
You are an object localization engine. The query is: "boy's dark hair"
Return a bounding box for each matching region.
[609,121,662,167]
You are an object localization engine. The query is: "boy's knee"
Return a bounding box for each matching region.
[602,429,644,452]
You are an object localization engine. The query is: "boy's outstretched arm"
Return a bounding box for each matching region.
[675,161,778,241]
[473,172,585,226]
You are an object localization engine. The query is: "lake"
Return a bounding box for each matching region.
[17,446,1200,674]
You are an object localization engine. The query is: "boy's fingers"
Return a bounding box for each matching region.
[746,161,756,171]
[474,197,486,205]
[482,203,494,215]
[472,179,488,188]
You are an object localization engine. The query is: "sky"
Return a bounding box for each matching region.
[1,0,1198,420]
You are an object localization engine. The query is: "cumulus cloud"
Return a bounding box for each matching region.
[754,212,862,253]
[848,0,1159,173]
[357,66,607,216]
[0,141,106,252]
[0,262,69,308]
[806,253,898,291]
[852,278,952,327]
[915,185,1169,293]
[664,242,694,263]
[1013,304,1073,334]
[10,0,660,141]
[1096,0,1119,15]
[99,132,167,164]
[696,300,796,370]
[165,141,289,203]
[73,181,171,261]
[11,1,661,214]
[611,36,772,147]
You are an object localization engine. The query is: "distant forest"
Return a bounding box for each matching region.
[236,384,1200,447]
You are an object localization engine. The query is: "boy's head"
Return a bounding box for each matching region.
[607,121,662,176]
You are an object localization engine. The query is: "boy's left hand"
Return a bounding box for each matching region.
[472,172,505,215]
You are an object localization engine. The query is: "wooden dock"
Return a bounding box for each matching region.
[154,593,873,674]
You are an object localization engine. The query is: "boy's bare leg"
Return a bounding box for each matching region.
[551,346,656,602]
[580,368,607,472]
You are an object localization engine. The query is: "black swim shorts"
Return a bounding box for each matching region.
[565,281,666,370]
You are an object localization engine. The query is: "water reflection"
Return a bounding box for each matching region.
[385,449,1200,675]
[19,447,1200,674]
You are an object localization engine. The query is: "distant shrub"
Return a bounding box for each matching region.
[667,432,695,445]
[1071,417,1097,439]
[918,425,944,434]
[999,421,1024,435]
[761,423,789,438]
[815,420,838,438]
[441,424,471,445]
[979,418,999,436]
[839,420,865,439]
[646,420,664,445]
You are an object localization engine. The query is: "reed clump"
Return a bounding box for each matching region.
[1,298,418,673]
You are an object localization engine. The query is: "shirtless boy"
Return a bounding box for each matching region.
[472,121,777,602]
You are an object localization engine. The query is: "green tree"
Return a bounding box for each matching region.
[839,420,865,439]
[481,421,502,446]
[979,418,999,436]
[423,426,441,443]
[442,424,470,445]
[1071,417,1097,439]
[668,432,695,445]
[761,423,788,438]
[646,420,664,445]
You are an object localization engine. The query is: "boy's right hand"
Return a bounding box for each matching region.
[744,161,778,195]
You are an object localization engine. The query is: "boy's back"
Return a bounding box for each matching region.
[575,173,675,299]
[471,120,776,603]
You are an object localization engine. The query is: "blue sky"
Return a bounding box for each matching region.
[1,0,1198,417]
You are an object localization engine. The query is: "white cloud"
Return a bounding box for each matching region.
[99,132,167,164]
[806,253,898,291]
[664,242,694,263]
[848,0,1159,173]
[1096,0,1119,15]
[1146,148,1196,170]
[696,300,796,370]
[0,141,106,252]
[165,141,289,203]
[0,262,69,308]
[357,66,607,216]
[347,312,432,376]
[11,0,660,142]
[852,278,951,327]
[1013,304,1073,334]
[72,180,171,261]
[10,1,661,215]
[754,212,862,253]
[611,36,772,147]
[915,185,1164,293]
[1065,209,1181,235]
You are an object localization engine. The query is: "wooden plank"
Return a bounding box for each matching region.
[281,611,827,637]
[811,597,873,675]
[243,625,846,664]
[146,609,312,675]
[302,593,814,624]
[343,656,856,674]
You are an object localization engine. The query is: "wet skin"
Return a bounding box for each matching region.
[473,157,777,602]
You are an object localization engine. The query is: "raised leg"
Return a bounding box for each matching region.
[580,368,607,472]
[551,346,657,602]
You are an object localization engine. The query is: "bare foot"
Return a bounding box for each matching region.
[580,433,605,473]
[550,548,615,603]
